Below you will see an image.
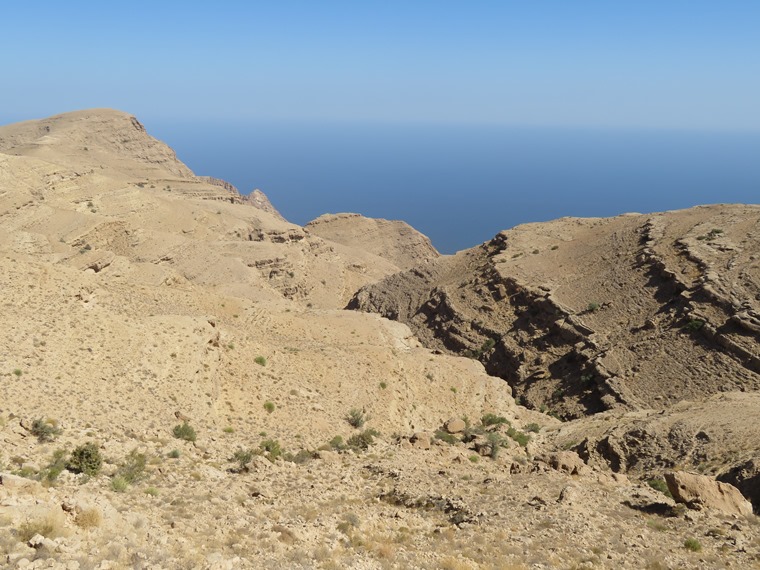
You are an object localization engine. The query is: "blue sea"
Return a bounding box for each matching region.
[150,122,760,254]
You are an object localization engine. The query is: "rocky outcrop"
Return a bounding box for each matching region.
[306,213,439,271]
[249,189,285,220]
[665,471,753,516]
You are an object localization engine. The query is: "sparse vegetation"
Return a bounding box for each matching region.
[345,408,367,428]
[172,422,197,442]
[434,430,458,445]
[113,449,147,488]
[587,302,600,312]
[18,518,56,542]
[260,439,282,462]
[524,423,541,433]
[683,537,702,552]
[481,413,509,427]
[31,418,62,442]
[74,507,102,529]
[167,449,181,459]
[685,318,705,333]
[254,356,267,366]
[12,369,22,377]
[67,442,103,476]
[230,448,255,472]
[347,428,380,450]
[647,478,673,498]
[264,401,276,414]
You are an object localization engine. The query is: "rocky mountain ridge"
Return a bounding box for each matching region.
[0,109,758,569]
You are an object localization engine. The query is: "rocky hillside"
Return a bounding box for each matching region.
[350,207,760,419]
[1,110,759,569]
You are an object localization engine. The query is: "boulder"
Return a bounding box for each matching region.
[410,432,432,450]
[444,418,466,434]
[544,452,586,475]
[665,471,753,516]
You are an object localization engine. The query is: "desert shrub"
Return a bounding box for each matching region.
[230,448,255,472]
[67,443,102,476]
[263,401,275,414]
[223,426,234,433]
[683,537,701,552]
[74,507,102,529]
[506,427,530,447]
[685,319,705,333]
[285,449,319,464]
[345,408,367,428]
[347,428,380,450]
[42,449,68,483]
[647,478,673,498]
[434,430,459,445]
[167,449,181,459]
[172,422,196,442]
[260,439,282,462]
[587,302,600,312]
[31,419,62,442]
[524,423,541,433]
[111,476,129,492]
[254,356,266,366]
[114,449,146,485]
[13,369,22,377]
[486,432,503,459]
[18,518,56,542]
[481,413,509,427]
[329,435,346,451]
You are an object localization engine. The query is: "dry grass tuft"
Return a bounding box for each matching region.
[75,507,102,529]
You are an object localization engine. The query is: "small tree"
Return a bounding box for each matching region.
[67,443,103,476]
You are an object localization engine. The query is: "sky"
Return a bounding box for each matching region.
[2,1,760,131]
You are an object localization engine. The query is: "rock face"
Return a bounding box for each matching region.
[306,212,440,271]
[665,471,753,516]
[349,208,760,419]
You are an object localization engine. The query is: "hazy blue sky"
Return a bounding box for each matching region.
[2,1,760,130]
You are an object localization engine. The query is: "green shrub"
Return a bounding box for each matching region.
[683,538,701,552]
[347,429,380,450]
[254,356,267,366]
[13,369,22,377]
[329,435,346,451]
[587,302,600,312]
[486,432,503,459]
[43,449,68,483]
[167,449,181,459]
[434,430,459,445]
[31,419,62,442]
[481,413,509,427]
[263,401,275,414]
[111,476,129,492]
[685,319,705,333]
[172,422,197,442]
[67,443,103,476]
[230,448,255,472]
[345,408,367,428]
[506,427,530,447]
[114,449,146,485]
[647,478,673,498]
[260,439,282,462]
[524,423,541,433]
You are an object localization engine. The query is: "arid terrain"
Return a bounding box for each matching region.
[1,109,760,569]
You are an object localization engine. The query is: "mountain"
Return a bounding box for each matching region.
[1,109,759,569]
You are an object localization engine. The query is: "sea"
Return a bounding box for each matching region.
[149,122,760,254]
